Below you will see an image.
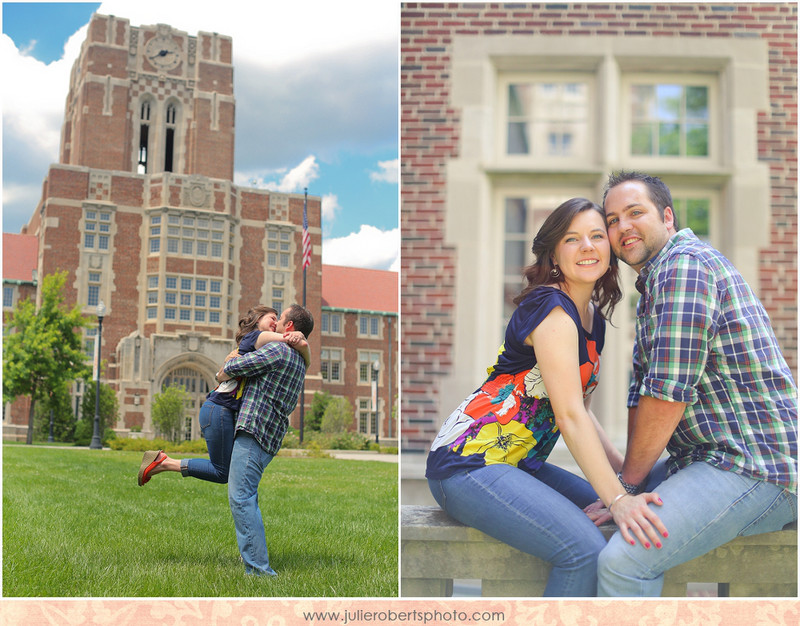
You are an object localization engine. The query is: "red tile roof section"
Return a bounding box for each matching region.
[321,264,398,314]
[3,233,38,283]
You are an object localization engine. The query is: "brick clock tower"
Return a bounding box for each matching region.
[20,14,321,438]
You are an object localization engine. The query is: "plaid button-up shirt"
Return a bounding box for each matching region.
[224,341,306,455]
[630,229,797,493]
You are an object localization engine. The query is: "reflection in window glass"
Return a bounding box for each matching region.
[631,84,708,157]
[507,82,588,157]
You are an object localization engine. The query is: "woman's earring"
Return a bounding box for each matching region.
[551,266,561,278]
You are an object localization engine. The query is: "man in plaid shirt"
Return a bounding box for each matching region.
[595,171,797,596]
[220,303,313,575]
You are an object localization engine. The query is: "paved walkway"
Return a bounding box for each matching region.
[284,449,398,463]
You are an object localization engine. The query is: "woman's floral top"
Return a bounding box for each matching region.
[426,287,604,480]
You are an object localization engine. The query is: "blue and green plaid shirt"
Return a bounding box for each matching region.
[630,229,797,493]
[223,341,306,455]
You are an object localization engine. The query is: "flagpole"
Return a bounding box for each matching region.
[299,188,308,444]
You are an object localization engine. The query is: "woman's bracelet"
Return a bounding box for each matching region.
[608,493,629,513]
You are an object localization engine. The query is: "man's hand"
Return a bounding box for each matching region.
[584,499,612,526]
[224,349,240,362]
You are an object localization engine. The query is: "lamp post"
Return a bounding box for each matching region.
[372,359,381,445]
[90,301,106,450]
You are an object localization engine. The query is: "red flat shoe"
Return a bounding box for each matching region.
[138,450,166,486]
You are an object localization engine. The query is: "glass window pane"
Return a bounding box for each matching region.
[505,198,527,233]
[686,199,710,237]
[631,124,654,155]
[507,122,529,154]
[508,84,527,116]
[658,123,680,156]
[686,124,708,156]
[504,241,527,275]
[686,86,708,119]
[656,85,682,121]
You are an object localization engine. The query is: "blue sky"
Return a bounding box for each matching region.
[1,1,399,270]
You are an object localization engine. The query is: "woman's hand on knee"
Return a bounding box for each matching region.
[611,491,669,549]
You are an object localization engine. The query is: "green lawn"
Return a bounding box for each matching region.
[3,445,398,597]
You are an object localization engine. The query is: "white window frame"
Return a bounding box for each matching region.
[496,72,596,166]
[620,73,719,166]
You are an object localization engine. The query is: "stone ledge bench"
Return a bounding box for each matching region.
[401,505,797,597]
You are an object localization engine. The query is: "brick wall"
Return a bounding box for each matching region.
[319,312,398,440]
[400,2,798,452]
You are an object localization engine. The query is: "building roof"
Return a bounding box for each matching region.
[321,264,398,314]
[3,233,38,283]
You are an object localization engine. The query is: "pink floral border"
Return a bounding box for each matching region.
[1,599,798,625]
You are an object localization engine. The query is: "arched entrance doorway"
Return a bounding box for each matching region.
[161,366,211,440]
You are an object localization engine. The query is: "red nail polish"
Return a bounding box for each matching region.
[645,543,651,549]
[630,540,635,546]
[663,532,669,538]
[656,542,662,548]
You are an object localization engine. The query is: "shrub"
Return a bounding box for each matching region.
[320,397,354,434]
[281,428,301,450]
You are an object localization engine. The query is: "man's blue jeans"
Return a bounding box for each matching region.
[181,400,235,483]
[228,432,276,576]
[598,460,798,596]
[428,462,607,596]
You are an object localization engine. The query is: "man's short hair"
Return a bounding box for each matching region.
[285,304,314,338]
[603,170,679,230]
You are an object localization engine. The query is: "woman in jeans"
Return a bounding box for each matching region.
[426,198,666,596]
[138,305,309,485]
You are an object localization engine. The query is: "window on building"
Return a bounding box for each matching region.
[358,351,382,385]
[266,227,292,268]
[672,196,712,241]
[138,99,151,174]
[3,286,14,308]
[84,209,113,251]
[160,213,227,258]
[358,398,371,435]
[148,273,223,325]
[321,311,343,335]
[164,102,177,172]
[320,348,343,383]
[504,79,590,158]
[628,81,710,158]
[87,272,102,307]
[358,315,381,338]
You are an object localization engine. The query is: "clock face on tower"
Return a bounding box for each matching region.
[145,35,182,71]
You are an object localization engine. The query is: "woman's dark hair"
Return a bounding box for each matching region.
[513,197,622,320]
[235,305,278,344]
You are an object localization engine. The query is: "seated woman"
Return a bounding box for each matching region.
[426,197,667,596]
[138,305,309,486]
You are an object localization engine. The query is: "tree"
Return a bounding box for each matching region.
[34,381,77,443]
[75,382,119,445]
[320,396,354,434]
[3,272,91,444]
[151,384,190,443]
[307,391,333,432]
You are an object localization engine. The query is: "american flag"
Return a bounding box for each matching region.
[302,193,311,270]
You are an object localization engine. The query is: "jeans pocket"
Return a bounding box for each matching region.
[740,487,797,536]
[428,479,447,510]
[198,404,214,433]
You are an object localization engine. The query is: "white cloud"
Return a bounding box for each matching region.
[235,155,319,193]
[323,225,398,271]
[321,194,341,234]
[370,159,398,184]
